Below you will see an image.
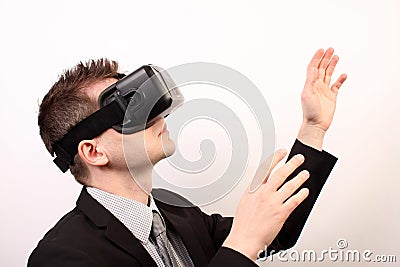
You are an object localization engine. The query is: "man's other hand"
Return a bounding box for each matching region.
[222,149,310,261]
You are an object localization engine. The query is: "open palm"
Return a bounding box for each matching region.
[301,48,347,132]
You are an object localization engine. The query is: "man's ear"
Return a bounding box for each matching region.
[77,139,109,167]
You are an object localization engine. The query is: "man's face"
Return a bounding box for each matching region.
[89,78,176,172]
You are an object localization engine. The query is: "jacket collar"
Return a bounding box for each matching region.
[76,187,211,267]
[76,187,158,267]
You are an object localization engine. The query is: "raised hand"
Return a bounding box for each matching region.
[298,48,347,150]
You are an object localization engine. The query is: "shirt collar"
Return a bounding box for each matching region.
[86,187,162,244]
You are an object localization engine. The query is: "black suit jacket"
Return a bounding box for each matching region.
[28,140,337,267]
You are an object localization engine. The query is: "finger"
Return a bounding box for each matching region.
[318,47,334,80]
[324,55,339,85]
[331,73,347,95]
[249,149,287,193]
[282,188,309,216]
[304,49,324,91]
[307,48,324,72]
[277,170,310,203]
[266,154,305,191]
[261,149,287,184]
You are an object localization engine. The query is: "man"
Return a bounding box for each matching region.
[28,48,347,266]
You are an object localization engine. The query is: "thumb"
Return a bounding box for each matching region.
[249,149,287,192]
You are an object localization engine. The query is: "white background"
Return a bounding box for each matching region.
[1,0,399,266]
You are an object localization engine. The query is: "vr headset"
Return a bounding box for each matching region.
[52,65,184,173]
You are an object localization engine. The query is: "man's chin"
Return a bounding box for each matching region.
[162,141,176,158]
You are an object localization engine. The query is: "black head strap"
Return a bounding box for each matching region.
[52,92,126,173]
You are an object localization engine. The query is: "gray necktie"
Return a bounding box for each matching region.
[151,211,179,267]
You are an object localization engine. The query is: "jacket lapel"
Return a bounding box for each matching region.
[76,187,158,267]
[105,219,157,267]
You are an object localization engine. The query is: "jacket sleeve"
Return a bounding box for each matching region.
[207,247,258,267]
[264,139,337,256]
[28,242,103,267]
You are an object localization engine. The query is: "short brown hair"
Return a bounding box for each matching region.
[38,59,119,184]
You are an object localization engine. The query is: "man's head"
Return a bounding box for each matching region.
[38,59,175,186]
